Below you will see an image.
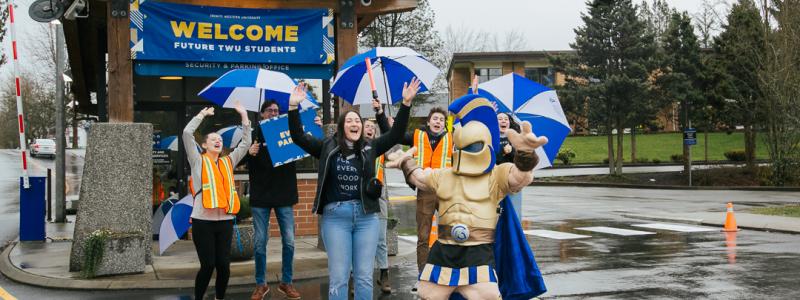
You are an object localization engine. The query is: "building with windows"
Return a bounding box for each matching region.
[447,51,570,100]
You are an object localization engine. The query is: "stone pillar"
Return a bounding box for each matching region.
[69,123,153,273]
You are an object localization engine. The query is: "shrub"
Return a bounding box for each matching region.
[556,148,577,165]
[82,229,111,278]
[652,158,662,164]
[724,149,747,162]
[670,154,684,162]
[603,158,610,164]
[635,157,649,164]
[237,196,252,222]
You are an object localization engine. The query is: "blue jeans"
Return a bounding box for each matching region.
[321,200,379,300]
[252,206,295,285]
[376,217,388,269]
[509,192,523,221]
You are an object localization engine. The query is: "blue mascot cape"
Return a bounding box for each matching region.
[448,94,547,300]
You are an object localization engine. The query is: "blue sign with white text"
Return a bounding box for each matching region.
[134,61,334,79]
[130,1,335,65]
[259,109,322,167]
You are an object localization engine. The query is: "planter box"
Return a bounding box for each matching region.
[231,223,255,261]
[387,218,399,256]
[93,233,147,277]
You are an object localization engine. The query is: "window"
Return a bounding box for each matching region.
[524,67,555,87]
[475,68,502,83]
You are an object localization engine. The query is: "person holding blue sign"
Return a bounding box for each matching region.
[182,102,251,300]
[287,79,419,300]
[245,100,302,300]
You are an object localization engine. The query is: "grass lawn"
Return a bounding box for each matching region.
[558,132,769,164]
[750,205,800,218]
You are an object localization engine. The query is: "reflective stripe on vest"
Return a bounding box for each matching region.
[200,154,240,214]
[375,155,386,184]
[413,129,453,169]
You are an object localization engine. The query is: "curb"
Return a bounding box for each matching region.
[531,181,800,192]
[0,241,418,290]
[619,213,800,235]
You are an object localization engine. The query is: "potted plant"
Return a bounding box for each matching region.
[230,195,255,261]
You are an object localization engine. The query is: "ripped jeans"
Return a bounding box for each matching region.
[320,200,379,300]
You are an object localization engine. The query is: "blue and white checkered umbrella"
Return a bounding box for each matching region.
[331,47,440,106]
[198,69,318,113]
[474,73,571,169]
[216,125,248,149]
[158,135,178,151]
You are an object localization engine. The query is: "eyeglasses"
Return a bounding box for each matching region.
[264,108,279,113]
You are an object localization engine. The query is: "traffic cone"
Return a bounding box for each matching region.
[429,210,439,248]
[723,202,739,232]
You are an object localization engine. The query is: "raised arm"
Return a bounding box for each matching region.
[227,102,252,165]
[287,83,323,158]
[373,99,390,134]
[372,78,421,155]
[183,107,213,163]
[505,121,548,192]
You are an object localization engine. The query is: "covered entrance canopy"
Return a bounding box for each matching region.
[63,0,418,121]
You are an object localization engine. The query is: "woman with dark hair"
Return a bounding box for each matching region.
[287,79,419,300]
[497,112,523,220]
[182,102,251,300]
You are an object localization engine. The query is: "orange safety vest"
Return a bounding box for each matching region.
[413,129,453,169]
[374,155,386,184]
[200,154,240,214]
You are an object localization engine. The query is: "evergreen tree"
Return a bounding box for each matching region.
[656,12,704,177]
[712,0,765,170]
[557,0,658,175]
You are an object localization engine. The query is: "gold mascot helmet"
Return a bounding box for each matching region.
[448,94,501,176]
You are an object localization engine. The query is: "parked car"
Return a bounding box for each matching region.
[30,139,56,158]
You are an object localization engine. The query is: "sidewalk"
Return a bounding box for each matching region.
[0,219,417,290]
[619,211,800,234]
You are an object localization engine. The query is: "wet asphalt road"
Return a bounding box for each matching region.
[1,151,800,299]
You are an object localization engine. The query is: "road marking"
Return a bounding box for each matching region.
[0,286,17,300]
[632,223,717,233]
[389,195,416,201]
[575,226,656,236]
[524,229,591,240]
[399,235,418,243]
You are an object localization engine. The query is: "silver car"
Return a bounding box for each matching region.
[30,139,56,158]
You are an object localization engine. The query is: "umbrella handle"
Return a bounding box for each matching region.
[365,58,379,100]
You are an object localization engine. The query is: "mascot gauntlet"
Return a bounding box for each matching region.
[514,150,539,172]
[399,156,421,188]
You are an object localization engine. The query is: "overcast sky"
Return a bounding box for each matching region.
[428,0,734,51]
[1,0,736,79]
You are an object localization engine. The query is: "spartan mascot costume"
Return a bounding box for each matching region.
[387,94,547,299]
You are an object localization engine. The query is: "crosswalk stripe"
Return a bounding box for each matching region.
[632,223,716,233]
[0,286,17,300]
[524,230,591,240]
[575,226,656,236]
[399,235,418,243]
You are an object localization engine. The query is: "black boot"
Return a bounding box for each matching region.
[377,268,391,294]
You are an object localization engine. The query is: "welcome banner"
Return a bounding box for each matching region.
[130,0,333,65]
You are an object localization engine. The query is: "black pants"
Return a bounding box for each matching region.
[192,218,233,300]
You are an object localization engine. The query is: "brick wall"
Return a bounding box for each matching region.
[266,178,319,237]
[449,66,472,101]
